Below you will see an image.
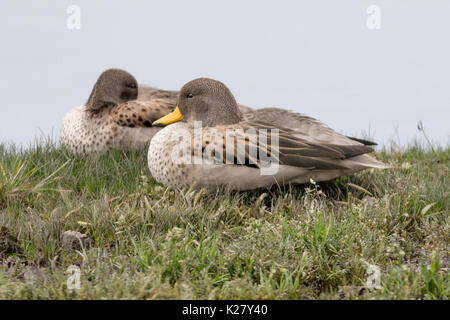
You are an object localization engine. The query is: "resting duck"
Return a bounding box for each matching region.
[148,78,388,191]
[60,69,174,154]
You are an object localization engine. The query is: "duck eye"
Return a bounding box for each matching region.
[126,83,136,89]
[187,93,194,98]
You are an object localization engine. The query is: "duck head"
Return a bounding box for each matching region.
[153,78,242,127]
[86,68,138,112]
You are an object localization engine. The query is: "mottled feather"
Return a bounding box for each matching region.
[111,99,174,128]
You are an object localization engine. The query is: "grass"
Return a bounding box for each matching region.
[0,139,448,299]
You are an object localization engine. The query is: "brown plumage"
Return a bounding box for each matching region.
[138,86,178,101]
[86,69,138,112]
[111,99,174,128]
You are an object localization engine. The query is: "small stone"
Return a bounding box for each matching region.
[61,230,93,251]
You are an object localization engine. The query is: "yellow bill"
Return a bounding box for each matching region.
[152,106,183,127]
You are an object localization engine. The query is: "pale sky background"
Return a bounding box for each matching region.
[0,0,449,148]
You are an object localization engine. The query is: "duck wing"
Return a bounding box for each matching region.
[138,86,178,101]
[243,107,377,146]
[188,121,374,171]
[111,100,174,128]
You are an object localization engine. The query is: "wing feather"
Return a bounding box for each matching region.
[186,120,374,170]
[111,100,175,128]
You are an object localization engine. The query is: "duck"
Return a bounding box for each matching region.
[60,69,175,154]
[148,78,388,191]
[140,87,376,147]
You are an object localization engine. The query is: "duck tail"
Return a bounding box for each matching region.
[346,136,377,146]
[347,154,392,169]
